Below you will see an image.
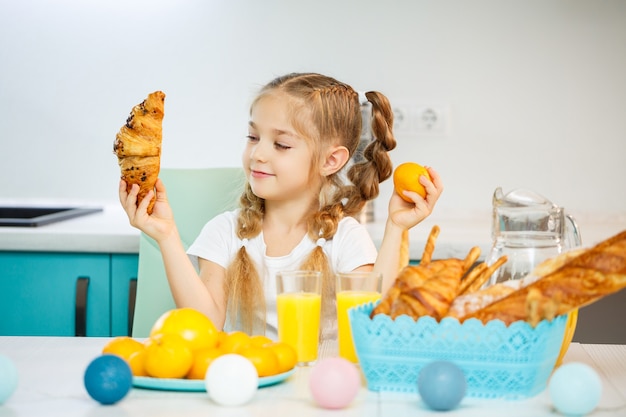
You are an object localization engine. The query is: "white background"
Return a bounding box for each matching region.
[1,0,624,222]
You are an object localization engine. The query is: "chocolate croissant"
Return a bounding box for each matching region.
[114,91,165,214]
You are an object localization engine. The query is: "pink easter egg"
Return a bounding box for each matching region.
[309,357,361,409]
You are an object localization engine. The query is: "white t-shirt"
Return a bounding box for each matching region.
[187,209,378,339]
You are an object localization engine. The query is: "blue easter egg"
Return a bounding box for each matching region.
[0,354,18,404]
[549,362,602,416]
[418,361,466,411]
[84,354,133,405]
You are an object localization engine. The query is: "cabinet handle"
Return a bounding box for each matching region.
[128,278,137,336]
[75,277,90,337]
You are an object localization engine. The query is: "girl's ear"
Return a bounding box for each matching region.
[321,145,350,176]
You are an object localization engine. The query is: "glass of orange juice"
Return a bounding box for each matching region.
[276,270,322,366]
[337,271,382,363]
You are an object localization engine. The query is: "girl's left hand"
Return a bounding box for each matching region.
[388,166,443,229]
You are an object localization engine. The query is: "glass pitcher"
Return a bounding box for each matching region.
[486,187,582,285]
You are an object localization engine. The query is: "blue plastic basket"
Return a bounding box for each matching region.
[349,302,567,399]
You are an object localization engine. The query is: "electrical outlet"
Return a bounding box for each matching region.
[392,105,411,134]
[414,106,449,135]
[390,100,450,138]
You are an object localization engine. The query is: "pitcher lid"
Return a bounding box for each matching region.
[493,187,556,209]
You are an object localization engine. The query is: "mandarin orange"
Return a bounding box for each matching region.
[102,336,145,361]
[219,331,251,354]
[239,345,280,377]
[266,341,297,374]
[186,346,224,380]
[249,335,273,347]
[127,349,148,377]
[393,162,431,201]
[143,333,193,379]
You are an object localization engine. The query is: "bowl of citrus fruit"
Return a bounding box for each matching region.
[102,308,297,391]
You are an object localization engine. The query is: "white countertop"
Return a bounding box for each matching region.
[0,336,625,416]
[365,209,626,261]
[0,203,140,254]
[0,201,624,258]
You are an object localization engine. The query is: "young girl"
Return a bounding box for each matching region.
[120,72,443,339]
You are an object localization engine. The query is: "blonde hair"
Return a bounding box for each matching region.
[224,73,396,334]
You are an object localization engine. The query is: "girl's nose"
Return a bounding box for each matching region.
[249,139,268,162]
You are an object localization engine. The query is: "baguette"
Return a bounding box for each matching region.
[459,230,626,326]
[448,282,517,319]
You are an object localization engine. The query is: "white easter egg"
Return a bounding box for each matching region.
[205,354,259,406]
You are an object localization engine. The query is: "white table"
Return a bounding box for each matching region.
[1,337,625,416]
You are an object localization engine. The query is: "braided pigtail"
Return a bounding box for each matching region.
[223,185,265,335]
[345,91,396,215]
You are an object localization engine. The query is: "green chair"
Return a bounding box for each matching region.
[131,167,245,337]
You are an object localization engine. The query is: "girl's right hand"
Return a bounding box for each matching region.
[118,178,177,242]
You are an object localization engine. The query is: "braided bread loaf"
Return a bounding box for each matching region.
[371,226,499,320]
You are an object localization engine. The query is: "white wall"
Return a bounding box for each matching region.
[1,0,625,220]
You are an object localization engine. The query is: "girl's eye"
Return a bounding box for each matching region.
[246,135,259,143]
[274,142,291,150]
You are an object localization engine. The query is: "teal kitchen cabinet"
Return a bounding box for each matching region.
[0,252,138,337]
[110,253,139,337]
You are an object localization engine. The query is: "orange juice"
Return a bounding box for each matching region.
[337,290,381,362]
[276,292,321,364]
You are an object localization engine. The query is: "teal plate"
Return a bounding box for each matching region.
[133,368,296,392]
